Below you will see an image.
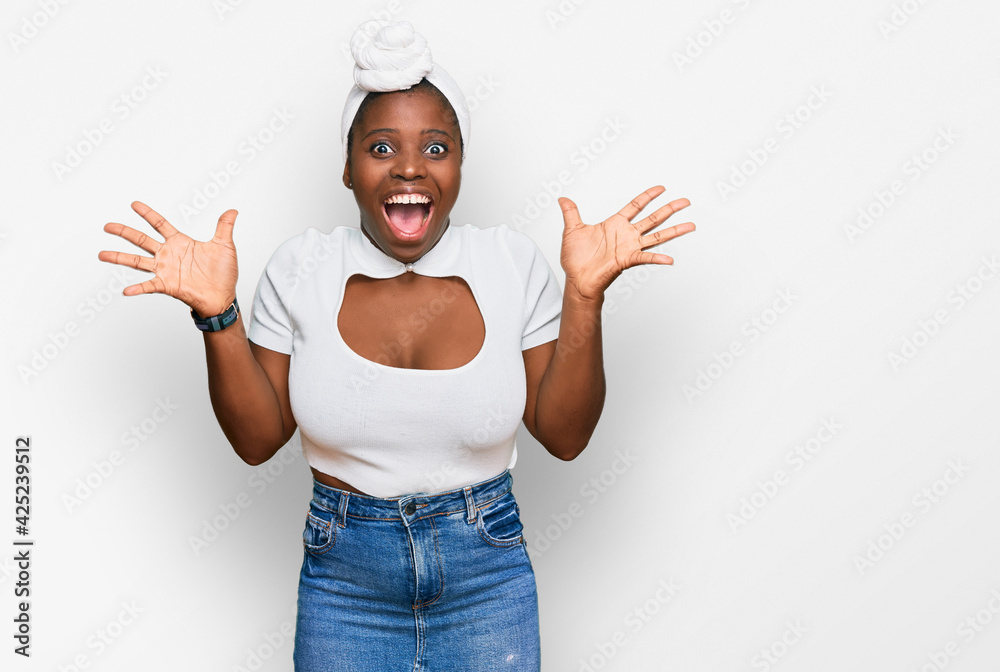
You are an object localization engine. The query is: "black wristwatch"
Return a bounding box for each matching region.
[191,297,240,332]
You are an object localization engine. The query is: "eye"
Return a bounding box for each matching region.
[426,142,448,156]
[370,141,393,155]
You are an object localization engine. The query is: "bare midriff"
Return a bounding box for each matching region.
[310,271,485,498]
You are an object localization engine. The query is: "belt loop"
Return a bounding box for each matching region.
[463,485,476,524]
[337,492,350,528]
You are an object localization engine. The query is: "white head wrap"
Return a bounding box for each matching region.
[340,21,470,166]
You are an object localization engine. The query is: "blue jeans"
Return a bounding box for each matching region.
[293,469,541,671]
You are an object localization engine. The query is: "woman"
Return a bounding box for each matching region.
[98,20,694,671]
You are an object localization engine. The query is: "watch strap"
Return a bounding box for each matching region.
[191,297,240,332]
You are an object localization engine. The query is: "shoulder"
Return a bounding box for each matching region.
[463,223,548,268]
[264,226,350,268]
[255,226,353,301]
[462,225,561,309]
[477,223,540,252]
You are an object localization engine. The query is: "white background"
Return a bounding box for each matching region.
[2,1,999,670]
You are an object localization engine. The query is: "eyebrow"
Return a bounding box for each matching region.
[362,128,455,141]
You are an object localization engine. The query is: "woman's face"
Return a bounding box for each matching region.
[343,86,462,264]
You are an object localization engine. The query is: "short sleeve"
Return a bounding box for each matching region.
[498,225,563,350]
[246,244,297,355]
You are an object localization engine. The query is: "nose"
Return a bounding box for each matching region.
[390,145,426,182]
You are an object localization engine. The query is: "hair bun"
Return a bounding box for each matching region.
[350,21,434,93]
[340,20,471,165]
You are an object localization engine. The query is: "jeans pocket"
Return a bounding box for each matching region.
[475,492,525,549]
[303,500,337,555]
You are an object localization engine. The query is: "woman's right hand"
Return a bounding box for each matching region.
[98,201,240,317]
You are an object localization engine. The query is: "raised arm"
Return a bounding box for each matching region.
[523,185,695,461]
[98,202,296,464]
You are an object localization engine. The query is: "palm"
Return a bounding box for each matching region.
[558,185,695,301]
[98,202,240,317]
[152,230,238,311]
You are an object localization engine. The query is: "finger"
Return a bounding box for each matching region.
[212,209,238,244]
[639,198,692,234]
[632,251,674,267]
[617,185,666,222]
[97,249,155,273]
[103,221,162,254]
[618,250,675,269]
[131,201,179,238]
[121,277,166,297]
[639,222,696,249]
[558,197,583,229]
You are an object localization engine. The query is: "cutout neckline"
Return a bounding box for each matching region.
[332,274,489,374]
[335,225,487,373]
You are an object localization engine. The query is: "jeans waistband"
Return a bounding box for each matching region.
[309,469,513,525]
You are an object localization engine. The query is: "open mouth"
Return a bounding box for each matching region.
[383,193,432,239]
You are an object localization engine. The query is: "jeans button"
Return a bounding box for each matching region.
[404,501,416,515]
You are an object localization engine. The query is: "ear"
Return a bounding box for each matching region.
[342,161,352,189]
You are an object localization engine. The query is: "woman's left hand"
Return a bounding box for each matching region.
[558,185,695,303]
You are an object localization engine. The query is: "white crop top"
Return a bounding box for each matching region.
[246,222,563,497]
